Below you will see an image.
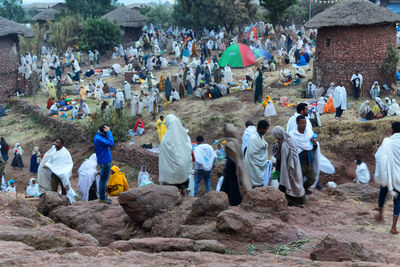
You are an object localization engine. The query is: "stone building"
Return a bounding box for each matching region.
[305,0,400,97]
[0,16,34,102]
[102,6,147,45]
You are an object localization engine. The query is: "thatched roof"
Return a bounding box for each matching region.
[305,0,400,29]
[0,16,34,38]
[33,8,60,22]
[102,6,147,28]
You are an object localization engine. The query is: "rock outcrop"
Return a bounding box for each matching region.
[216,209,252,233]
[49,201,131,245]
[310,235,387,263]
[240,187,288,221]
[38,191,69,216]
[118,184,182,224]
[109,237,226,254]
[331,183,380,202]
[185,191,229,224]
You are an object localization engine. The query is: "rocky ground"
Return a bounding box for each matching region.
[1,51,400,265]
[0,182,399,266]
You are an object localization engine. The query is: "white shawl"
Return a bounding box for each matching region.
[355,162,370,184]
[286,112,313,136]
[38,147,56,193]
[78,153,98,201]
[333,86,347,110]
[388,99,400,117]
[159,114,192,185]
[194,144,216,171]
[244,132,268,187]
[374,133,400,195]
[241,125,257,157]
[45,146,73,188]
[290,128,335,187]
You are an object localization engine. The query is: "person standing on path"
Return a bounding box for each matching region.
[94,124,114,204]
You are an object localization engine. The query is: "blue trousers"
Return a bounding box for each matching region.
[99,162,111,200]
[194,170,211,197]
[379,186,400,216]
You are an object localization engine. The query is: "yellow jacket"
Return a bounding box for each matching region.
[48,81,56,98]
[80,88,87,101]
[107,166,129,197]
[156,119,167,143]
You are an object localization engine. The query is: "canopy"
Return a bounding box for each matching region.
[252,48,271,60]
[218,43,256,68]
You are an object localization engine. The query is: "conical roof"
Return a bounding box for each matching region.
[305,0,400,29]
[0,16,34,38]
[32,8,60,22]
[102,6,147,28]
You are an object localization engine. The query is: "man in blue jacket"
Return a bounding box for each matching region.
[94,124,114,204]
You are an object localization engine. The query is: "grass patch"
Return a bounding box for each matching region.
[264,239,311,256]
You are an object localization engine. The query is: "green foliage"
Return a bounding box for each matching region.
[85,109,131,143]
[48,15,83,51]
[284,0,334,25]
[247,244,257,255]
[79,18,121,53]
[260,0,297,24]
[139,4,174,28]
[174,0,252,31]
[380,45,399,84]
[25,7,40,21]
[65,0,117,18]
[264,239,311,256]
[0,0,26,22]
[19,23,44,54]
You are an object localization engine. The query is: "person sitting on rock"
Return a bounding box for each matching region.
[106,165,129,197]
[26,178,39,197]
[7,179,16,193]
[353,157,370,184]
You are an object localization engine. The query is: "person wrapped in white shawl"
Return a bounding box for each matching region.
[78,153,98,201]
[159,114,192,189]
[242,120,257,157]
[244,120,269,187]
[374,122,400,233]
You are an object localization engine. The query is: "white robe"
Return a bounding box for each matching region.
[115,91,124,109]
[159,114,192,185]
[355,162,370,184]
[333,86,347,110]
[124,82,132,100]
[194,144,217,171]
[131,94,143,116]
[244,132,268,187]
[169,91,180,101]
[223,66,233,84]
[241,125,257,157]
[78,154,98,201]
[45,146,73,188]
[374,133,400,195]
[286,112,313,136]
[264,101,277,117]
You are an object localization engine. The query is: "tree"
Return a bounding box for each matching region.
[140,4,174,28]
[0,0,26,23]
[48,15,83,51]
[174,0,251,31]
[65,0,117,18]
[260,0,297,24]
[79,18,120,53]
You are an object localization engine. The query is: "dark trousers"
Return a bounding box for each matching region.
[51,174,66,195]
[301,164,316,189]
[379,186,400,216]
[335,106,344,118]
[353,85,360,100]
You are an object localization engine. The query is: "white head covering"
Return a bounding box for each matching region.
[159,114,192,185]
[78,153,98,201]
[14,143,23,155]
[26,178,40,196]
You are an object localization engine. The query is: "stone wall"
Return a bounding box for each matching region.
[312,24,396,97]
[0,35,19,102]
[15,100,159,174]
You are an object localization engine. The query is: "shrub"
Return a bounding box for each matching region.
[85,109,131,143]
[79,18,121,53]
[48,14,83,51]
